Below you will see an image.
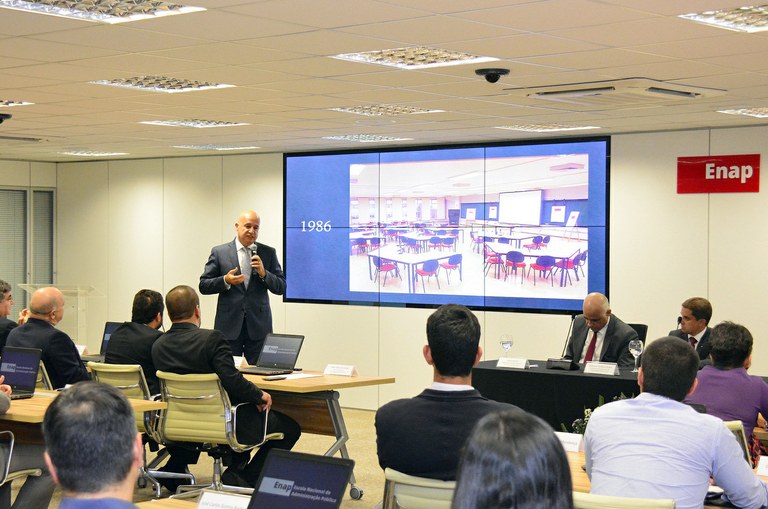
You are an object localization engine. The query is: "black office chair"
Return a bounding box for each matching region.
[628,323,648,343]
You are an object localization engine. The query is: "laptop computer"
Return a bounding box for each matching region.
[80,321,121,363]
[248,450,354,509]
[239,333,304,375]
[0,346,42,400]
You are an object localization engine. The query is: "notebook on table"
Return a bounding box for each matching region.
[80,321,121,363]
[0,346,42,400]
[239,333,304,375]
[248,450,354,509]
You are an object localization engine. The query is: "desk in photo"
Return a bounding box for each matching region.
[243,372,395,499]
[472,360,639,430]
[0,389,166,444]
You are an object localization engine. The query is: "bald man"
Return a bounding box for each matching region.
[563,292,637,368]
[6,287,89,389]
[199,211,286,363]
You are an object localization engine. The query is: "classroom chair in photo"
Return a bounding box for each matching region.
[527,255,556,286]
[382,468,455,509]
[470,232,483,253]
[523,235,544,251]
[540,235,551,248]
[372,256,401,287]
[627,324,648,344]
[88,362,195,498]
[369,237,382,250]
[36,361,52,391]
[576,250,588,278]
[440,237,455,251]
[439,254,462,284]
[351,238,368,255]
[415,260,440,292]
[155,371,284,498]
[429,236,442,251]
[553,250,582,286]
[0,431,42,493]
[504,251,526,284]
[483,244,504,278]
[573,492,675,509]
[404,237,420,253]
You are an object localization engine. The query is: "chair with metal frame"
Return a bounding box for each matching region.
[382,468,455,509]
[36,361,52,391]
[573,492,675,508]
[155,371,283,499]
[87,362,195,498]
[0,431,42,493]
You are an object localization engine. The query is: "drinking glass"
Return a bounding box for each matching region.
[500,335,513,357]
[628,339,643,373]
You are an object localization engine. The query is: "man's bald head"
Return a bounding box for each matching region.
[29,287,65,325]
[582,292,611,333]
[235,210,260,247]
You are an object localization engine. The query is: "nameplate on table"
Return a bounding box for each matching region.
[496,357,529,369]
[583,361,619,376]
[198,489,250,509]
[554,431,584,452]
[324,364,358,376]
[757,456,768,476]
[232,355,245,367]
[75,344,88,355]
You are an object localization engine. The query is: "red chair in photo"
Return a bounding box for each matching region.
[484,244,504,278]
[527,255,556,286]
[523,235,543,251]
[372,256,401,287]
[553,250,581,286]
[439,254,462,284]
[504,251,526,284]
[415,260,440,292]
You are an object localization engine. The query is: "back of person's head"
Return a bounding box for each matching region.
[426,304,481,377]
[640,336,699,401]
[165,285,199,321]
[709,321,752,369]
[42,381,137,493]
[131,289,164,324]
[0,280,10,297]
[682,297,712,323]
[452,408,573,509]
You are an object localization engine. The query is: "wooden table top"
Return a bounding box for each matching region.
[0,389,166,424]
[136,499,196,509]
[241,371,395,393]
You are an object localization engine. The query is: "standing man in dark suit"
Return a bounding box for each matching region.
[199,210,286,364]
[668,297,712,362]
[105,289,164,394]
[152,285,300,488]
[0,280,18,351]
[564,292,637,367]
[6,287,89,389]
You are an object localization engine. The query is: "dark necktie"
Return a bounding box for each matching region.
[689,335,697,348]
[585,331,598,362]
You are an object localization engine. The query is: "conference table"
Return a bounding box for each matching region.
[484,242,582,286]
[472,360,639,431]
[242,371,394,499]
[0,389,166,444]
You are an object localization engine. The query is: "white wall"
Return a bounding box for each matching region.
[7,124,767,411]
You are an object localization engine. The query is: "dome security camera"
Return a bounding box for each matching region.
[0,113,10,124]
[475,68,510,84]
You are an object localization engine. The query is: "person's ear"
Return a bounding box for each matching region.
[473,346,483,367]
[44,452,61,487]
[422,345,434,366]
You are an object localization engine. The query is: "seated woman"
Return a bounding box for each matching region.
[452,408,573,509]
[685,321,768,465]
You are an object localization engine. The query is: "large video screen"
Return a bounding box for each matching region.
[284,137,609,313]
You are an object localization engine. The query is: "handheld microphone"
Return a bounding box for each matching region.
[250,245,260,277]
[676,316,682,329]
[560,313,577,358]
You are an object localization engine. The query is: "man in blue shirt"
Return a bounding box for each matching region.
[42,382,143,509]
[585,336,768,509]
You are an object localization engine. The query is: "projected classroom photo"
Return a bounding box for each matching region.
[284,138,607,312]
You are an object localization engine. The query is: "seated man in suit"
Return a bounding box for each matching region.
[585,337,768,509]
[0,280,18,351]
[151,285,300,488]
[375,304,518,480]
[669,297,712,362]
[563,292,636,367]
[105,289,164,394]
[43,382,144,509]
[6,287,89,389]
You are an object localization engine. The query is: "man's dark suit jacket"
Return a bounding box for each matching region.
[5,317,89,389]
[105,321,163,394]
[199,240,286,362]
[0,317,17,351]
[375,389,517,481]
[151,322,264,406]
[564,314,637,367]
[669,327,712,362]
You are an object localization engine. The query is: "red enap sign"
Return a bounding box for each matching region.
[677,154,760,194]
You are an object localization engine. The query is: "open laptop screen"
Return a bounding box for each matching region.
[248,450,353,509]
[255,334,304,370]
[0,346,41,392]
[100,321,121,354]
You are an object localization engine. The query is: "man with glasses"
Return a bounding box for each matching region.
[563,292,636,367]
[199,210,286,364]
[0,280,17,351]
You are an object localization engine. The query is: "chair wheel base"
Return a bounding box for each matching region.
[350,485,364,500]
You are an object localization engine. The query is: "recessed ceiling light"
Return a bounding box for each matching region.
[494,124,600,133]
[322,134,414,143]
[0,100,34,107]
[174,144,260,151]
[679,5,768,32]
[140,119,249,128]
[91,76,234,93]
[0,0,205,23]
[59,150,128,157]
[329,104,444,116]
[717,107,768,118]
[332,46,498,69]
